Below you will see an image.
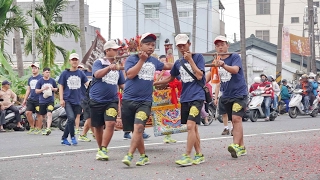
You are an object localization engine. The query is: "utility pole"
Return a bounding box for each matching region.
[239,0,247,83]
[308,0,316,73]
[276,0,284,85]
[192,0,196,52]
[108,0,112,40]
[79,0,86,58]
[233,33,237,43]
[136,0,139,36]
[32,0,36,64]
[171,0,182,58]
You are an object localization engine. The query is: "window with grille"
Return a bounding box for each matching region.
[291,17,299,23]
[314,1,320,7]
[144,4,159,19]
[178,11,190,18]
[256,0,270,15]
[256,30,270,42]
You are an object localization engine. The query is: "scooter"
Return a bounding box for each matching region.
[288,89,318,118]
[3,105,29,131]
[248,89,278,122]
[57,108,85,131]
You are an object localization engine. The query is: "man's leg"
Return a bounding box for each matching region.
[90,101,108,160]
[176,101,204,166]
[122,100,151,166]
[226,97,247,158]
[7,105,23,129]
[219,99,229,135]
[75,114,80,134]
[62,102,74,140]
[264,97,271,120]
[101,102,118,152]
[0,110,5,131]
[46,103,54,129]
[283,99,289,112]
[25,100,36,133]
[304,96,310,113]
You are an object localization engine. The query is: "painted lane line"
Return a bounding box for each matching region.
[0,128,319,160]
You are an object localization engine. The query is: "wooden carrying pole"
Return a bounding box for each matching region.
[105,52,240,60]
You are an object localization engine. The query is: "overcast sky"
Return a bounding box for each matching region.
[18,0,240,43]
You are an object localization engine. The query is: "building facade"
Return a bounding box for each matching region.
[122,0,225,56]
[5,1,100,68]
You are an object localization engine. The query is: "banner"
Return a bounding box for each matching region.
[81,30,106,67]
[281,26,291,62]
[290,33,310,56]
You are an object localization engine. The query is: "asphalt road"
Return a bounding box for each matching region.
[0,114,320,180]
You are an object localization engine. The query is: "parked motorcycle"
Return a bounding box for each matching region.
[288,89,318,118]
[57,108,85,131]
[201,101,219,125]
[3,105,29,131]
[248,89,278,122]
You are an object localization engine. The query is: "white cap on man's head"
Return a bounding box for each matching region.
[103,40,121,51]
[69,53,79,60]
[175,34,189,45]
[214,35,228,44]
[140,32,157,43]
[31,63,40,68]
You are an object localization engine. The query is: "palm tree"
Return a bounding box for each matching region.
[0,0,29,63]
[13,0,24,77]
[24,0,80,69]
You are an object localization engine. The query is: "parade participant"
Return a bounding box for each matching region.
[0,80,25,131]
[121,33,173,166]
[90,40,125,160]
[22,63,42,134]
[154,34,205,166]
[79,64,95,142]
[35,68,58,135]
[58,53,89,145]
[213,35,248,158]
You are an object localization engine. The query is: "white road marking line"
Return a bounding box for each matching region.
[0,128,319,160]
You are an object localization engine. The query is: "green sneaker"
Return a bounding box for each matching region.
[34,129,41,134]
[163,135,177,143]
[193,153,205,165]
[79,135,91,142]
[88,130,93,134]
[27,128,35,134]
[96,147,109,160]
[238,146,247,156]
[122,153,133,166]
[75,129,80,135]
[92,134,96,139]
[42,128,51,136]
[175,154,193,166]
[136,154,149,166]
[228,143,241,158]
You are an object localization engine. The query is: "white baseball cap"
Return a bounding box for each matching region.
[175,34,189,45]
[214,35,228,44]
[140,32,157,43]
[69,53,79,60]
[103,40,121,51]
[31,63,40,68]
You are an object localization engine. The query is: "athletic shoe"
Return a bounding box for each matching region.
[79,135,91,142]
[61,138,71,146]
[122,153,133,166]
[175,154,193,166]
[193,153,205,165]
[136,154,149,166]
